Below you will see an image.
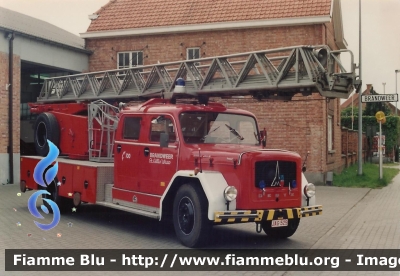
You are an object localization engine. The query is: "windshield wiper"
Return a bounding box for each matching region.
[225,124,244,140]
[202,125,221,140]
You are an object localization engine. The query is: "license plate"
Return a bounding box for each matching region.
[271,219,288,227]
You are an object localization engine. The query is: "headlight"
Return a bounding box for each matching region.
[304,183,315,198]
[224,186,237,202]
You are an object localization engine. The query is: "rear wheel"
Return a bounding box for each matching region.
[173,184,212,248]
[34,113,60,156]
[42,178,72,213]
[261,218,300,238]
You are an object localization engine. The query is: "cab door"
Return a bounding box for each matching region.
[138,114,179,196]
[114,115,142,192]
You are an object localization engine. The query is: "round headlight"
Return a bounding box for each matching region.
[224,186,237,202]
[304,183,315,198]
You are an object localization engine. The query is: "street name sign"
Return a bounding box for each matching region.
[361,94,398,103]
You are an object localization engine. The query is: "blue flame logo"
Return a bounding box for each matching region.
[28,140,61,230]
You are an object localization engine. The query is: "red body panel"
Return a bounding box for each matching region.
[20,157,103,204]
[29,102,110,160]
[112,188,159,208]
[20,157,38,190]
[72,165,97,203]
[51,112,89,159]
[57,163,74,198]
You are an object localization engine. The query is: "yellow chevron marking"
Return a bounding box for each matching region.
[267,210,275,220]
[215,207,317,223]
[241,211,252,222]
[257,211,263,221]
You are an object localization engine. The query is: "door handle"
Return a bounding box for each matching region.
[117,145,121,153]
[144,147,150,157]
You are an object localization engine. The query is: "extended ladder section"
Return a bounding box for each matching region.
[38,45,358,103]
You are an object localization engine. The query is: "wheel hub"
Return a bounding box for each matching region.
[178,197,195,235]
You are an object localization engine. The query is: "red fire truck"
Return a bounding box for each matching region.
[20,45,357,247]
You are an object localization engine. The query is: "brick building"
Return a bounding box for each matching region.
[81,0,347,184]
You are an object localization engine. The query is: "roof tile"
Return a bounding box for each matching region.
[87,0,332,32]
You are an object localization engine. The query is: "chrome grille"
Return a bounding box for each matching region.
[255,161,297,188]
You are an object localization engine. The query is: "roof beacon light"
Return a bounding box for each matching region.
[174,78,186,94]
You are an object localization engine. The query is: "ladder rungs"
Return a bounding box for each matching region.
[37,45,357,102]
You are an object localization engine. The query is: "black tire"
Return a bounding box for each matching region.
[173,184,212,248]
[34,113,60,156]
[42,178,72,213]
[261,218,300,238]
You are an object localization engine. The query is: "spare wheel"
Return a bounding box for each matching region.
[34,112,60,156]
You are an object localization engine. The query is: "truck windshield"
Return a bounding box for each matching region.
[179,112,260,145]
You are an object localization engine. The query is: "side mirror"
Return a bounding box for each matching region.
[152,115,166,124]
[160,133,169,148]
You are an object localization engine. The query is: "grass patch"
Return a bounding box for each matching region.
[333,163,399,188]
[382,162,400,167]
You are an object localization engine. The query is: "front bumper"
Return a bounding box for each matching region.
[214,205,322,224]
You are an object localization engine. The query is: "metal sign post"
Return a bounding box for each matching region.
[379,120,383,180]
[375,111,386,180]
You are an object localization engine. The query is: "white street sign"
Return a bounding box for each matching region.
[361,94,398,103]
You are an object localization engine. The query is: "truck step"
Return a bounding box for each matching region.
[95,201,160,219]
[104,183,113,203]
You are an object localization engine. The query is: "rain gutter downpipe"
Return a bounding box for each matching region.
[7,32,14,184]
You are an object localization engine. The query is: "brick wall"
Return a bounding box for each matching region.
[340,128,367,169]
[0,51,20,154]
[86,24,342,184]
[86,25,324,71]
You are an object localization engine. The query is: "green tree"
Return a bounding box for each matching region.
[363,86,392,116]
[341,106,359,117]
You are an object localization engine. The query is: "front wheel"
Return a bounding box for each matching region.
[261,218,300,238]
[172,184,212,248]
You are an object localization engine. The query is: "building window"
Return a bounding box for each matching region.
[118,51,143,69]
[186,48,200,80]
[328,115,333,151]
[187,47,200,64]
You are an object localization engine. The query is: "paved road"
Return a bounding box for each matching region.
[1,165,400,276]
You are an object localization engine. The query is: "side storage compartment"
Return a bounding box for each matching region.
[20,156,39,192]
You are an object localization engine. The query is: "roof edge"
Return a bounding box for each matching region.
[0,27,92,55]
[81,15,331,39]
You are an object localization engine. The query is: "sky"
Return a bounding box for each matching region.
[1,0,400,99]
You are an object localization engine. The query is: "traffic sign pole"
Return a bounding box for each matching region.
[379,121,383,180]
[375,111,386,180]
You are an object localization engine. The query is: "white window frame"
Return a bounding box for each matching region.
[117,51,143,70]
[187,47,200,66]
[186,48,201,81]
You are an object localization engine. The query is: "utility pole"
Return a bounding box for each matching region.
[357,0,363,175]
[382,82,386,94]
[396,70,399,116]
